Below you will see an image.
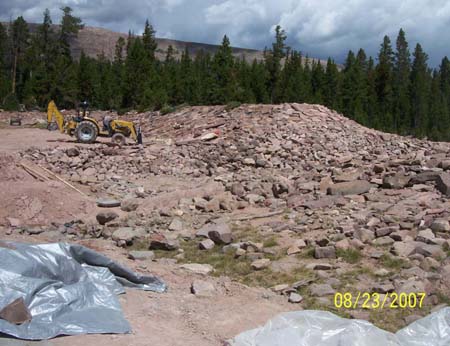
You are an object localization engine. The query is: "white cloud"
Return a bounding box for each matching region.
[1,0,450,64]
[202,0,450,64]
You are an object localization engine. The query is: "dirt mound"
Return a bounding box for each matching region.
[1,103,450,341]
[0,153,29,181]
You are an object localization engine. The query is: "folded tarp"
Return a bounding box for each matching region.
[0,241,166,340]
[228,308,450,346]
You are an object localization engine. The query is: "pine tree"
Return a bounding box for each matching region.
[354,49,369,125]
[27,9,59,106]
[235,57,255,103]
[95,53,115,109]
[311,60,325,104]
[163,45,178,104]
[10,16,29,96]
[0,22,9,101]
[440,57,450,116]
[324,58,340,110]
[280,51,299,102]
[211,35,236,104]
[375,35,394,131]
[365,57,378,128]
[59,6,83,58]
[340,50,356,117]
[112,37,126,109]
[192,49,212,104]
[123,36,146,108]
[51,7,83,107]
[142,20,157,61]
[428,69,448,140]
[300,56,313,103]
[393,29,411,133]
[250,59,269,103]
[77,51,95,102]
[265,25,287,102]
[410,43,430,137]
[139,20,165,110]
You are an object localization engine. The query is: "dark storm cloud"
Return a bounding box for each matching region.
[1,0,450,65]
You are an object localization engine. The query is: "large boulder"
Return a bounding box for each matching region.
[251,258,271,270]
[382,174,411,189]
[408,171,441,185]
[327,181,373,196]
[436,173,450,196]
[96,211,118,225]
[314,246,336,259]
[149,234,180,251]
[121,198,140,212]
[180,263,214,275]
[230,183,246,198]
[431,219,450,232]
[128,250,155,261]
[191,280,216,297]
[112,227,137,243]
[208,223,233,245]
[310,284,335,297]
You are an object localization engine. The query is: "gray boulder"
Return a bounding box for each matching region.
[96,211,118,225]
[327,181,373,196]
[208,223,233,245]
[121,198,140,212]
[314,246,336,259]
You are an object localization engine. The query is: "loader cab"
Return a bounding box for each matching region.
[72,101,90,123]
[78,101,89,118]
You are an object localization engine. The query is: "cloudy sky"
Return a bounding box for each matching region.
[1,0,450,65]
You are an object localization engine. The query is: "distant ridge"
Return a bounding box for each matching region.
[3,22,330,65]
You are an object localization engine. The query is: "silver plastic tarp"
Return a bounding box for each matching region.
[0,241,166,340]
[228,308,450,346]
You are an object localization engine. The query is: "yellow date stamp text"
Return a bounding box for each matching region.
[334,292,426,310]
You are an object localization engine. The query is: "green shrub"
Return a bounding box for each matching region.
[2,93,20,111]
[380,254,408,269]
[336,248,362,264]
[160,104,176,115]
[225,101,241,111]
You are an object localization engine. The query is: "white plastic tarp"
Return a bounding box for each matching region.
[0,241,166,340]
[228,308,450,346]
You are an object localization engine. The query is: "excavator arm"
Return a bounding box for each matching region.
[47,100,65,133]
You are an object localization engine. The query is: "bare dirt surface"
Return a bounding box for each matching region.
[0,113,297,346]
[1,103,450,345]
[0,232,295,346]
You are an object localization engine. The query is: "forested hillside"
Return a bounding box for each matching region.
[1,7,450,140]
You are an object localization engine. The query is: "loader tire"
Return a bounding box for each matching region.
[76,121,98,144]
[111,132,126,146]
[47,122,58,131]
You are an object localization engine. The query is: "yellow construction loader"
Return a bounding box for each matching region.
[47,100,142,145]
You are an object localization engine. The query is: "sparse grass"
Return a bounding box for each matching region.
[436,292,450,305]
[175,103,190,111]
[297,246,315,259]
[32,122,48,129]
[234,225,265,243]
[225,101,241,111]
[241,266,315,288]
[380,254,409,270]
[369,308,418,332]
[337,266,376,286]
[442,242,450,258]
[160,104,176,115]
[153,238,315,288]
[263,237,278,248]
[336,248,362,264]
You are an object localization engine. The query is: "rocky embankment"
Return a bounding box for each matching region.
[4,103,450,329]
